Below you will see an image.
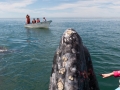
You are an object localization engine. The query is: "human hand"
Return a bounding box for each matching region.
[101,72,114,78]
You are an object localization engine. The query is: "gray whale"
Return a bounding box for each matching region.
[0,46,8,53]
[49,28,99,90]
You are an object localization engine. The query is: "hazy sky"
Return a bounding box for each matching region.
[0,0,120,18]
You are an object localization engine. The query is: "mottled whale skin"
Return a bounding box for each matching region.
[49,28,99,90]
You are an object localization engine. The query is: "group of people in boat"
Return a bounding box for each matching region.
[32,18,40,24]
[26,14,46,24]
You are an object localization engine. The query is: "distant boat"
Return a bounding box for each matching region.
[24,20,52,28]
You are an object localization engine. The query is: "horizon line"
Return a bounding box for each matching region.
[1,17,120,19]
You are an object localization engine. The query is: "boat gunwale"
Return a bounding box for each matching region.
[25,20,52,25]
[24,20,52,28]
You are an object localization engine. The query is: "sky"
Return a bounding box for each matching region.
[0,0,120,18]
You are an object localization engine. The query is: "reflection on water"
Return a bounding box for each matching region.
[25,28,52,44]
[26,28,51,36]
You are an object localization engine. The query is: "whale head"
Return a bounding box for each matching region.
[49,28,99,90]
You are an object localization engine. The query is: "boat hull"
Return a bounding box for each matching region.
[24,20,52,28]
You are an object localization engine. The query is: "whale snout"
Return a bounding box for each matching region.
[61,28,82,45]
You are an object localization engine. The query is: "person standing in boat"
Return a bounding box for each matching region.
[32,18,36,24]
[26,14,30,24]
[36,18,40,23]
[101,70,120,78]
[43,17,46,22]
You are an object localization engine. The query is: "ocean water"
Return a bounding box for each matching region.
[0,18,120,90]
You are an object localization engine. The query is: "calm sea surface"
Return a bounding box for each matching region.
[0,18,120,90]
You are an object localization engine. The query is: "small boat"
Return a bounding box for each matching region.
[24,20,52,28]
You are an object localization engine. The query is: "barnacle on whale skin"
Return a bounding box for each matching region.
[68,76,74,81]
[59,68,66,74]
[62,56,68,61]
[57,79,64,90]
